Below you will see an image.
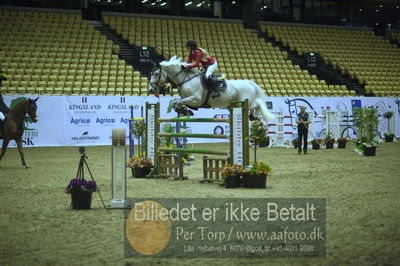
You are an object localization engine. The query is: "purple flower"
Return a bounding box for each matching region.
[64,179,97,194]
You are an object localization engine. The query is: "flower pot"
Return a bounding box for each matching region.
[312,143,320,150]
[338,141,347,149]
[363,146,376,156]
[132,167,151,178]
[326,142,334,149]
[224,175,241,188]
[243,173,267,188]
[384,135,394,142]
[259,139,270,147]
[71,191,92,210]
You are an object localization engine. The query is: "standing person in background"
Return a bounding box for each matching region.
[297,105,311,154]
[184,40,220,98]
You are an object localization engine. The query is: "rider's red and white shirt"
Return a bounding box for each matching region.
[186,49,216,69]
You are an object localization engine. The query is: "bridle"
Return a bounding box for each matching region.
[26,101,38,122]
[149,66,168,91]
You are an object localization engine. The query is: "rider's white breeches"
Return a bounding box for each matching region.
[0,111,5,122]
[205,61,218,78]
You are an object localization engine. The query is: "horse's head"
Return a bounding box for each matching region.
[148,56,190,95]
[26,98,39,123]
[148,66,168,95]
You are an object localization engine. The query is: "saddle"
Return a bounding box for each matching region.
[200,72,227,92]
[181,72,228,111]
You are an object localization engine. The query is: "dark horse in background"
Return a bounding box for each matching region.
[0,96,38,168]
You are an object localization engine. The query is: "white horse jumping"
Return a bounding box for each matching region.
[148,56,275,121]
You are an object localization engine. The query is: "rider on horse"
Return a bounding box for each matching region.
[0,71,9,135]
[184,40,220,98]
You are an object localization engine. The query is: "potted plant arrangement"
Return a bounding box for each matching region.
[249,120,269,162]
[259,136,270,148]
[362,140,379,156]
[64,179,97,210]
[337,137,348,149]
[384,132,395,143]
[383,111,394,142]
[353,107,379,156]
[243,162,272,188]
[324,133,335,149]
[220,164,244,188]
[311,139,321,150]
[127,157,153,178]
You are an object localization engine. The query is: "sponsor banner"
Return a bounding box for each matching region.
[1,95,399,147]
[1,95,64,147]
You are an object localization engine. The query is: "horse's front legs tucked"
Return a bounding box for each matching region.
[16,137,29,168]
[171,98,180,111]
[174,95,202,110]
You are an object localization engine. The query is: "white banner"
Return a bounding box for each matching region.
[1,95,399,147]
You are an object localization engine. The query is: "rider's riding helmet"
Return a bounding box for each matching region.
[185,40,197,50]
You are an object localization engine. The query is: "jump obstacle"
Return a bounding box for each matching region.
[202,156,230,181]
[267,111,297,147]
[144,100,250,181]
[267,109,340,147]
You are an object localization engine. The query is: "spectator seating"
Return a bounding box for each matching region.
[0,9,147,95]
[261,24,400,97]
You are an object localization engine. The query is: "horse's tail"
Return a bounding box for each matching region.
[253,82,275,121]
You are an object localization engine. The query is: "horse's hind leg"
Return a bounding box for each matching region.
[0,139,10,167]
[16,137,29,168]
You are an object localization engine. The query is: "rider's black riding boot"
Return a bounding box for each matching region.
[209,75,221,98]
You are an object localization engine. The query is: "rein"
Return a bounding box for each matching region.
[149,66,168,91]
[175,69,201,87]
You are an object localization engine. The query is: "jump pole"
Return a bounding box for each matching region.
[129,105,134,158]
[229,100,250,166]
[110,128,127,208]
[145,102,160,168]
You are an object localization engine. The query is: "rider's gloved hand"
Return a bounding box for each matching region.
[181,65,186,71]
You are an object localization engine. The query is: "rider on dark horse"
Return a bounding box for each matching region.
[0,71,9,136]
[184,40,221,98]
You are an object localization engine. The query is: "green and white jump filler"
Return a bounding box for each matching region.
[145,100,250,176]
